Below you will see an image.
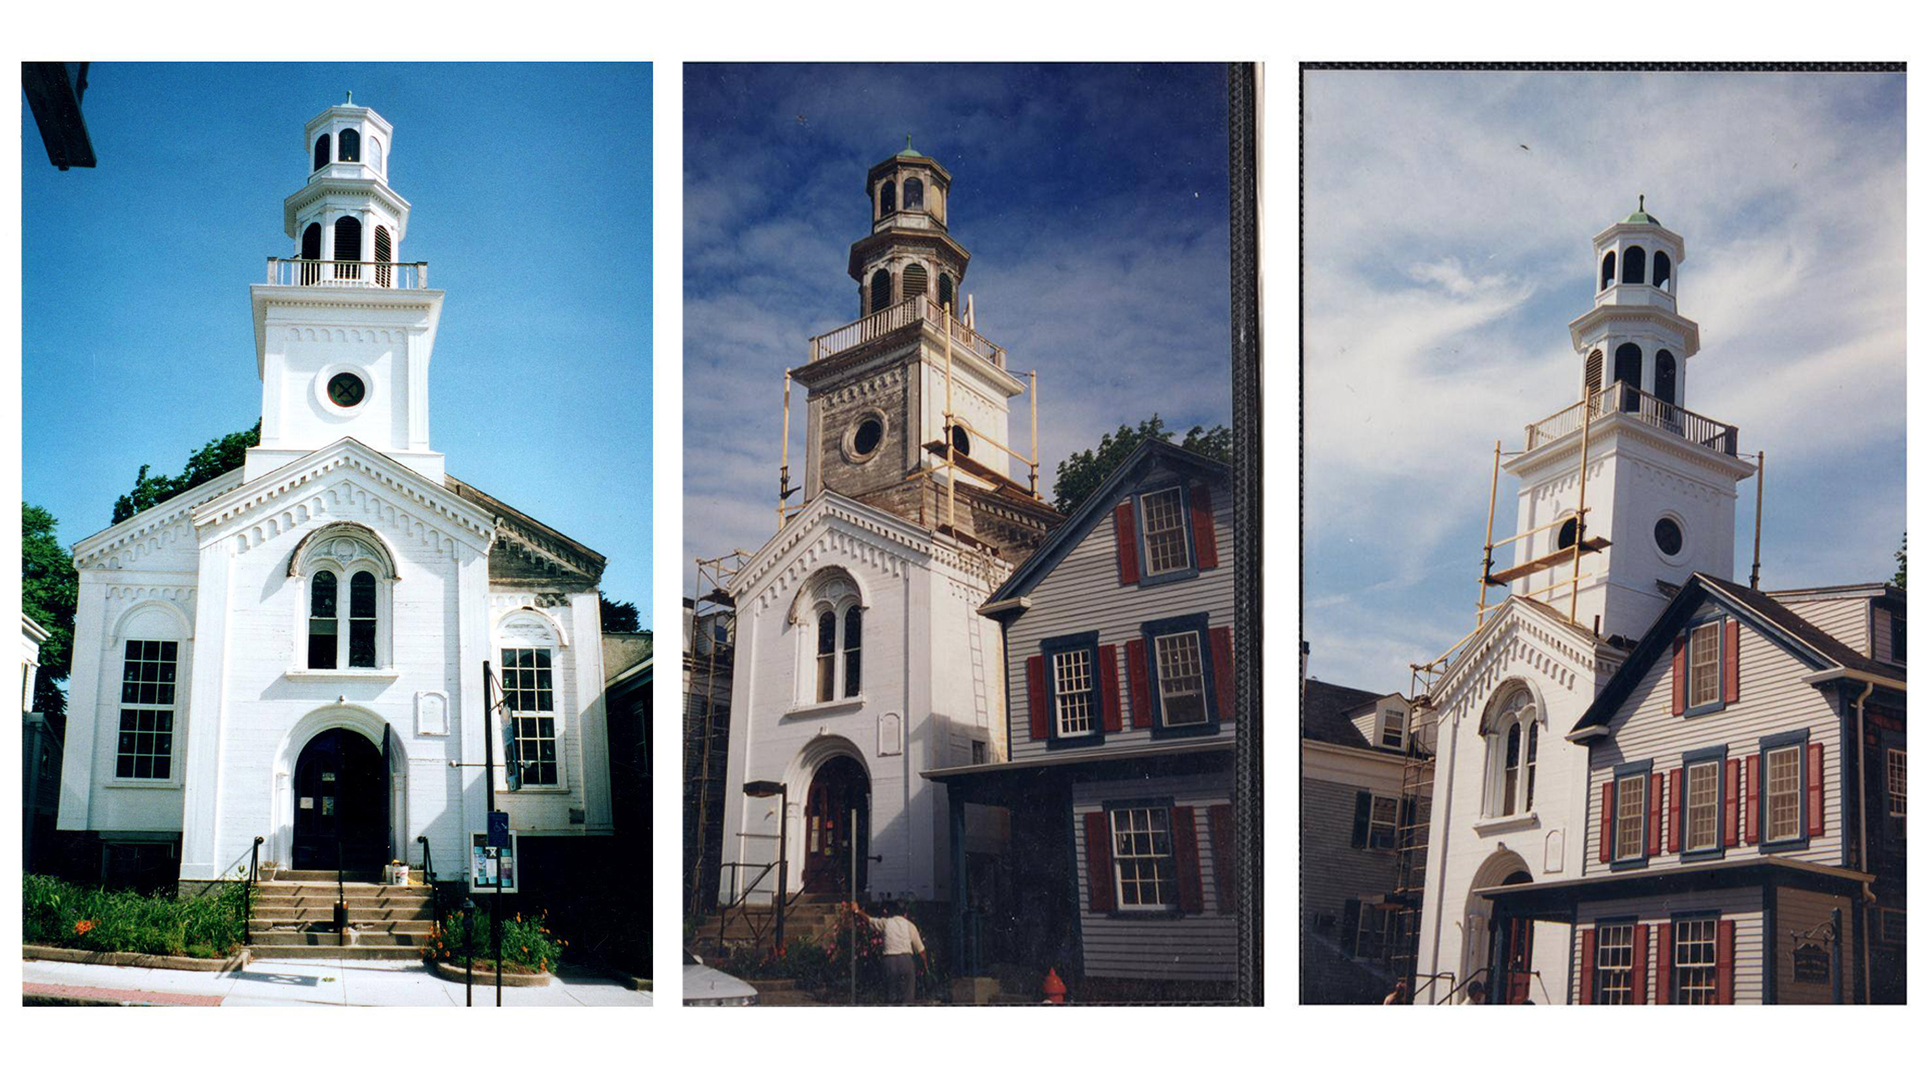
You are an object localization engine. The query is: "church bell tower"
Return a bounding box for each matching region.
[1502,202,1755,642]
[247,98,447,483]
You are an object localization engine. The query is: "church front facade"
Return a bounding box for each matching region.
[56,101,615,890]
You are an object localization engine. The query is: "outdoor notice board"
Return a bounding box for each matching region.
[471,829,520,893]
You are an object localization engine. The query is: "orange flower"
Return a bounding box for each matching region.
[74,919,95,936]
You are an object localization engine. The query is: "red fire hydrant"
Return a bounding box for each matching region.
[1041,968,1067,1004]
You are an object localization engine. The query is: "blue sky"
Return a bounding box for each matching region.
[683,63,1232,588]
[1304,70,1907,695]
[22,62,655,625]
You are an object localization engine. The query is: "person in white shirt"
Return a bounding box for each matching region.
[853,898,928,1003]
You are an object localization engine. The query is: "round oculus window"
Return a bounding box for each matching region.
[327,372,366,408]
[1655,517,1685,557]
[950,424,971,457]
[852,417,883,456]
[1556,518,1578,550]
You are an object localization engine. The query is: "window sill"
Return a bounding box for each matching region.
[284,667,401,681]
[104,778,183,790]
[1472,812,1539,836]
[785,695,866,719]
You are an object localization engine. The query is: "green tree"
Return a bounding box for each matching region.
[599,592,643,633]
[1051,415,1231,517]
[1896,533,1907,590]
[111,421,260,524]
[22,503,79,725]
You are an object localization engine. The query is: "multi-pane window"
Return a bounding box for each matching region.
[1594,923,1635,1004]
[1109,807,1174,909]
[1765,744,1803,842]
[1052,648,1095,737]
[1688,623,1721,707]
[308,568,378,669]
[500,648,558,787]
[1673,918,1718,1004]
[1368,794,1399,850]
[1686,760,1721,851]
[1356,904,1389,960]
[348,571,377,667]
[815,610,837,703]
[309,570,338,669]
[1153,630,1208,727]
[1501,724,1522,817]
[1890,749,1907,829]
[1139,488,1190,576]
[1382,707,1406,750]
[841,607,862,697]
[115,641,178,780]
[1525,721,1540,810]
[1615,774,1647,861]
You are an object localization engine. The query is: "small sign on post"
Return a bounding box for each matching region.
[470,829,520,893]
[488,811,510,849]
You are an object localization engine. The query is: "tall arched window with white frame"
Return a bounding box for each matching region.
[1484,685,1540,818]
[793,569,865,705]
[295,527,395,671]
[816,610,838,703]
[494,609,569,789]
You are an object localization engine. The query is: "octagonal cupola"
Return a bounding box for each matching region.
[1569,197,1699,409]
[850,137,971,316]
[284,96,411,287]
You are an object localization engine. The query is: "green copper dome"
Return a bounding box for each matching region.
[1620,194,1660,226]
[897,132,924,158]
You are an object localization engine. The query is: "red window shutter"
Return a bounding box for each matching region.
[1113,502,1140,585]
[1098,644,1123,733]
[1649,772,1663,856]
[1026,655,1048,741]
[1671,640,1686,715]
[1125,638,1152,729]
[1714,920,1735,1004]
[1745,753,1762,844]
[1581,928,1598,1005]
[1172,806,1204,914]
[1808,742,1825,836]
[1723,621,1740,704]
[1669,767,1684,853]
[1722,758,1741,848]
[1083,812,1115,913]
[1599,781,1615,863]
[1631,923,1649,1004]
[1655,923,1672,1005]
[1209,626,1235,720]
[1207,804,1235,911]
[1190,483,1219,570]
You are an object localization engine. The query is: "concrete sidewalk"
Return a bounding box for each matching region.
[23,956,651,1007]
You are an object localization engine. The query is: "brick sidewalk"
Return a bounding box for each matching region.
[25,982,225,1007]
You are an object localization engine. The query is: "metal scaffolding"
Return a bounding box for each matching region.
[683,550,748,917]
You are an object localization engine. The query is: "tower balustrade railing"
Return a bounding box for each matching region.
[1524,380,1736,456]
[266,258,428,289]
[809,294,1007,370]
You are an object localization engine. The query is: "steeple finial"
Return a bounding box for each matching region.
[346,90,354,105]
[905,132,913,150]
[1638,193,1645,212]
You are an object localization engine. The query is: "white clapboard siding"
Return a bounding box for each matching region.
[1584,603,1846,872]
[1007,485,1234,763]
[1775,884,1856,1004]
[1871,605,1896,665]
[1571,886,1763,1004]
[1774,596,1870,654]
[1071,773,1236,981]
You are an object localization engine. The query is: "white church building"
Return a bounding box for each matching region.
[56,100,614,889]
[717,143,1060,910]
[1411,204,1757,1002]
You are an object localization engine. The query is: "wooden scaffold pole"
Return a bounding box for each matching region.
[1477,440,1501,627]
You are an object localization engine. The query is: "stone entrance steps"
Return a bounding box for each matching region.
[691,898,853,950]
[248,874,438,963]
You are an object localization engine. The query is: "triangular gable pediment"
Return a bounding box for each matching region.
[190,438,496,555]
[72,469,247,572]
[1428,595,1621,718]
[444,476,607,591]
[733,490,995,616]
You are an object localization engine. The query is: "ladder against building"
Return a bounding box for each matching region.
[684,550,748,917]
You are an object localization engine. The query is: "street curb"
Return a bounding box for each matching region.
[23,945,248,972]
[430,960,552,987]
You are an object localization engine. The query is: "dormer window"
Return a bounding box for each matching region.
[1382,706,1406,750]
[1140,487,1191,576]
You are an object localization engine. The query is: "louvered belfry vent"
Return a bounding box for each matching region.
[902,263,929,301]
[333,216,363,279]
[374,226,393,287]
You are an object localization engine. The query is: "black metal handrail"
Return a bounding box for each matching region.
[712,861,809,952]
[244,836,263,945]
[418,835,438,925]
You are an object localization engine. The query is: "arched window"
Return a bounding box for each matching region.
[869,268,892,313]
[1556,516,1578,550]
[1600,251,1616,291]
[1525,720,1541,810]
[373,226,393,287]
[300,222,322,284]
[1623,245,1646,284]
[903,177,924,209]
[308,571,338,669]
[495,610,567,787]
[1584,349,1604,398]
[367,136,383,174]
[338,127,360,163]
[902,263,928,301]
[313,133,330,172]
[1616,342,1642,412]
[816,610,837,703]
[1484,686,1539,818]
[1655,350,1677,405]
[938,273,954,311]
[1652,250,1672,291]
[1502,723,1522,817]
[879,180,896,216]
[333,216,362,280]
[348,571,377,668]
[842,607,862,697]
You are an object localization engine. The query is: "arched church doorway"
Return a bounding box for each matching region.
[1497,869,1536,1004]
[802,755,870,896]
[292,728,389,873]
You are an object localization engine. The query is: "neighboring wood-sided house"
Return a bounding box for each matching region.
[1480,574,1905,1004]
[929,439,1237,1000]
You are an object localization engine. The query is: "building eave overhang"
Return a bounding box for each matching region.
[1505,410,1754,482]
[1303,738,1432,765]
[792,318,1025,398]
[72,469,248,570]
[1473,856,1874,920]
[925,736,1234,784]
[282,175,412,240]
[730,489,1001,605]
[1426,595,1620,711]
[1567,303,1700,354]
[866,153,953,189]
[1591,220,1687,262]
[444,475,608,589]
[250,284,444,376]
[847,228,972,279]
[1802,666,1906,693]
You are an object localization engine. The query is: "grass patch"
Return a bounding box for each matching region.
[24,874,248,958]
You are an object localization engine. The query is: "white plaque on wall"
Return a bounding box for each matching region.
[416,691,449,736]
[877,712,902,757]
[1544,829,1564,874]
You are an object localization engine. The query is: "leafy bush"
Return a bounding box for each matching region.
[23,875,248,957]
[425,907,564,974]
